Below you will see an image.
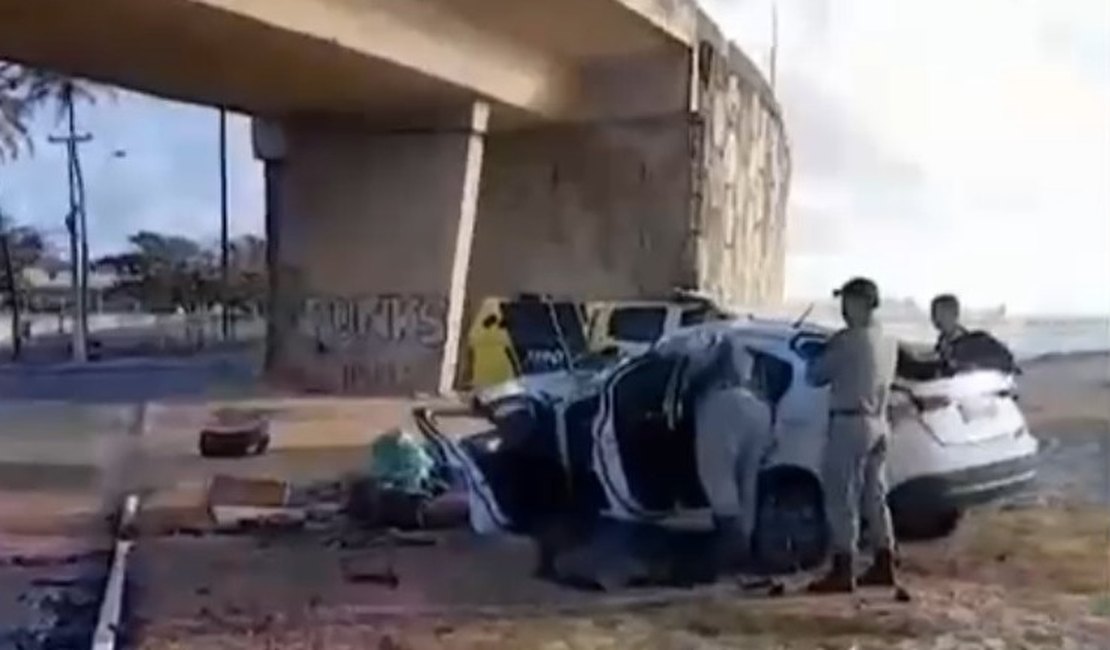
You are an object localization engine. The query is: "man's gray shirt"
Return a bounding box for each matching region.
[806,324,898,417]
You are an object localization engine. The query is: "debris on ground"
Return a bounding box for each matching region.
[1,546,114,650]
[366,429,436,495]
[197,408,270,458]
[208,476,305,530]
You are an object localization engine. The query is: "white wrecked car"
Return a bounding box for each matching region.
[415,318,1039,573]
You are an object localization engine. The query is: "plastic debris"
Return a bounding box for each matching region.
[367,429,436,496]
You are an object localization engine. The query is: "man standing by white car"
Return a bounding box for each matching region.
[930,293,969,360]
[805,277,900,593]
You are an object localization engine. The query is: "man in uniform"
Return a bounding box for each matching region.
[805,277,900,593]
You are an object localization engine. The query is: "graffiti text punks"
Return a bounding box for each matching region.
[299,293,447,349]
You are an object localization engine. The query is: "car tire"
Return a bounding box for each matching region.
[751,476,829,574]
[891,507,962,541]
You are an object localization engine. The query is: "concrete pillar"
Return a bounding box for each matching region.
[254,117,287,374]
[259,103,489,395]
[438,102,489,395]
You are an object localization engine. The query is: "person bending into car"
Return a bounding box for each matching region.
[549,334,774,588]
[687,335,774,573]
[805,277,900,593]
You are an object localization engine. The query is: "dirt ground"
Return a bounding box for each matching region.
[1,353,1107,649]
[124,353,1109,649]
[1019,352,1110,439]
[125,502,1110,650]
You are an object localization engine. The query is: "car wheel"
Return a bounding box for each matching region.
[892,507,962,541]
[751,476,829,574]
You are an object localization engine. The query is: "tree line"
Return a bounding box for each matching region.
[0,224,268,316]
[95,230,268,314]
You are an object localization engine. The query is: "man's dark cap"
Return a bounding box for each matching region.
[833,277,880,307]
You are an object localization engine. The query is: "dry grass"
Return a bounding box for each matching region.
[138,601,929,650]
[906,505,1110,595]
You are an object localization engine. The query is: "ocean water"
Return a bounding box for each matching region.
[752,303,1109,361]
[1001,321,1110,360]
[882,319,1110,361]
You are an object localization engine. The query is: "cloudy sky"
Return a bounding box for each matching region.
[703,0,1109,316]
[0,94,264,256]
[1,0,1107,316]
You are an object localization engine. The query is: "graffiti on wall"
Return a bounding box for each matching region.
[295,293,448,394]
[299,294,447,346]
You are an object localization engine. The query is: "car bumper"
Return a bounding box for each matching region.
[888,454,1038,512]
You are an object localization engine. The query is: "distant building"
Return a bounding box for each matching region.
[20,264,135,313]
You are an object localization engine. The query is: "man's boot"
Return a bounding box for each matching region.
[806,553,856,594]
[858,548,898,587]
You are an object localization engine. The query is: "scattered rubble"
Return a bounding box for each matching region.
[1,548,113,650]
[197,408,270,458]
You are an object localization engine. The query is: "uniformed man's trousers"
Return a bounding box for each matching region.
[822,415,895,555]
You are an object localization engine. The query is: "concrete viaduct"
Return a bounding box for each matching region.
[0,0,790,395]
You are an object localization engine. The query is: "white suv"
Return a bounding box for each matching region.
[418,318,1039,574]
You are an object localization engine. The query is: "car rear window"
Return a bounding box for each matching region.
[502,301,587,351]
[500,300,588,374]
[679,307,712,327]
[608,307,667,343]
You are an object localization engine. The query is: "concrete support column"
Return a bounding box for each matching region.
[439,102,489,394]
[258,102,489,395]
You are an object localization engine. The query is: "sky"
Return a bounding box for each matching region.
[0,93,264,257]
[0,0,1108,316]
[702,0,1110,316]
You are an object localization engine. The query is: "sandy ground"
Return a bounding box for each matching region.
[0,352,1106,649]
[1020,352,1110,438]
[1019,352,1110,505]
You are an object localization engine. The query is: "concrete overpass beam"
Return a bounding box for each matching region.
[191,0,574,117]
[260,102,489,395]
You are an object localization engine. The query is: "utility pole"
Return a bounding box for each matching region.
[48,83,91,362]
[218,107,230,341]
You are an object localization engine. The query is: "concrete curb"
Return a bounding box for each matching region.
[91,494,140,650]
[91,540,133,650]
[0,354,250,375]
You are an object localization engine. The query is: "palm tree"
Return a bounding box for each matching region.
[0,63,104,160]
[0,63,36,162]
[0,61,110,360]
[0,208,46,359]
